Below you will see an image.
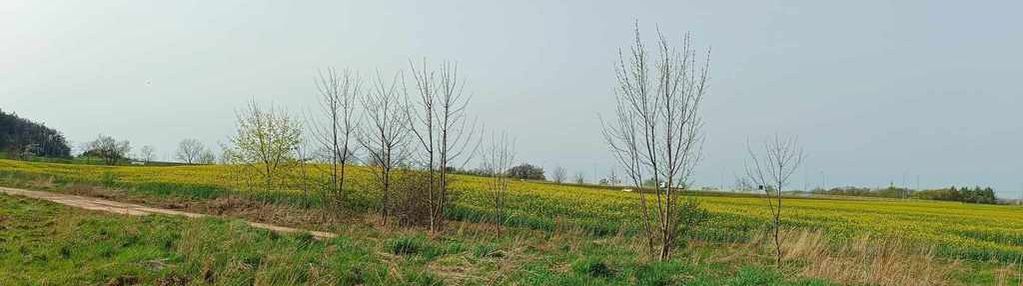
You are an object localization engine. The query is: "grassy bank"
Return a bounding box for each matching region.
[0,193,842,285]
[1,159,1021,262]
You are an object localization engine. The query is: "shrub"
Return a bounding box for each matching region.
[471,244,501,258]
[572,258,615,279]
[387,236,427,256]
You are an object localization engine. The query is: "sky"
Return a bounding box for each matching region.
[2,1,1021,197]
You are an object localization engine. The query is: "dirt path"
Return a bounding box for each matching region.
[0,186,337,240]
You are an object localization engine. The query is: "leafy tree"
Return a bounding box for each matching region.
[225,101,303,190]
[0,109,71,158]
[506,163,545,180]
[81,134,131,165]
[912,186,997,204]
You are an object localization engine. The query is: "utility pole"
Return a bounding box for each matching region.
[803,167,809,192]
[819,171,826,190]
[720,169,728,192]
[901,171,908,189]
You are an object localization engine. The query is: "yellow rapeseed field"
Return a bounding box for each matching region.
[1,159,1020,261]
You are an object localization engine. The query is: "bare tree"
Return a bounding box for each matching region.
[552,166,567,184]
[226,101,303,191]
[573,171,586,184]
[293,143,314,208]
[197,148,216,164]
[405,59,479,232]
[176,139,205,164]
[744,134,805,266]
[139,145,156,163]
[359,71,410,225]
[601,22,710,260]
[607,169,621,186]
[481,131,515,235]
[311,67,361,207]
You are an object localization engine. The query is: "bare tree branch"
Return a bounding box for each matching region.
[309,67,361,208]
[744,133,805,266]
[358,71,410,225]
[601,21,711,260]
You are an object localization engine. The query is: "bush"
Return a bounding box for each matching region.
[387,236,427,256]
[471,244,502,258]
[572,258,615,279]
[676,197,710,248]
[913,186,997,204]
[633,261,687,286]
[727,266,782,285]
[506,163,545,181]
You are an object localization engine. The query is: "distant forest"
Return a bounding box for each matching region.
[0,109,71,158]
[811,185,999,204]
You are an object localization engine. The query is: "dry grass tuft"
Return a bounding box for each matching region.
[64,183,115,198]
[778,229,955,286]
[27,176,56,189]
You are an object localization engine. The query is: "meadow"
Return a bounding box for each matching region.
[1,158,1022,284]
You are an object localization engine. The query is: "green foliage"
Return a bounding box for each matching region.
[814,185,999,205]
[632,261,687,286]
[0,194,398,285]
[678,198,710,243]
[727,266,782,285]
[100,171,119,187]
[80,134,132,165]
[1,158,1023,284]
[812,186,912,198]
[506,163,546,180]
[572,257,616,279]
[913,186,998,204]
[386,235,438,259]
[471,243,501,258]
[0,109,71,158]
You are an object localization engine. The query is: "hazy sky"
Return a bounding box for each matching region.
[3,1,1021,196]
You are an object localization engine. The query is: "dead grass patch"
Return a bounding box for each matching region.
[27,176,56,189]
[779,229,957,286]
[64,183,116,199]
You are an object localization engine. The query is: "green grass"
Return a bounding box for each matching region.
[0,193,841,285]
[0,194,391,285]
[1,159,1023,284]
[7,156,1014,263]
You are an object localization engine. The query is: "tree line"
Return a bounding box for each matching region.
[0,109,71,158]
[211,60,516,233]
[810,185,999,204]
[913,186,998,204]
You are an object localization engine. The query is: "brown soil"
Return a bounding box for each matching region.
[0,186,336,239]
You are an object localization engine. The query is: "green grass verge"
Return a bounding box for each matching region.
[0,193,837,285]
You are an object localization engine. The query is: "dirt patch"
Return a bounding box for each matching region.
[158,202,189,210]
[178,196,352,232]
[0,186,337,240]
[65,184,119,200]
[28,177,57,189]
[203,196,260,215]
[156,275,189,286]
